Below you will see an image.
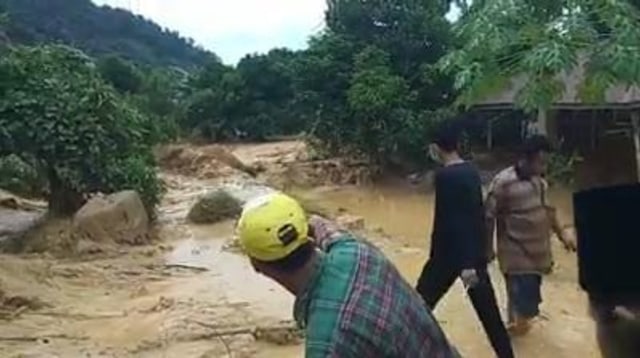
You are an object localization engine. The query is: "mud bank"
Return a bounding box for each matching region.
[0,141,599,357]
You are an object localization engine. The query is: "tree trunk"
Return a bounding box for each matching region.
[47,167,84,216]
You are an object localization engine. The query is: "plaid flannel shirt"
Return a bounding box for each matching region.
[294,216,460,358]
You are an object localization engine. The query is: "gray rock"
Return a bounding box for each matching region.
[73,191,149,245]
[187,190,243,224]
[0,208,46,252]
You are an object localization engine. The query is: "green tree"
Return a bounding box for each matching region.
[326,0,453,108]
[185,50,303,141]
[190,57,229,91]
[98,55,143,94]
[293,32,359,154]
[236,49,302,136]
[294,0,454,167]
[346,46,410,163]
[185,89,221,139]
[0,45,162,215]
[186,67,249,141]
[441,0,640,111]
[132,66,189,142]
[98,57,188,143]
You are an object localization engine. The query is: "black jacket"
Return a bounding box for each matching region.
[429,162,488,269]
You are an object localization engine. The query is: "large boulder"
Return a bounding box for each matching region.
[73,191,149,245]
[0,190,47,252]
[0,208,46,252]
[187,190,242,224]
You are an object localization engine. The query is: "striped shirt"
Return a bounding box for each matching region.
[295,216,460,358]
[485,166,553,274]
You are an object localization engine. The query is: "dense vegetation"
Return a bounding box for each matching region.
[0,45,163,215]
[186,0,455,168]
[0,0,211,68]
[2,0,640,214]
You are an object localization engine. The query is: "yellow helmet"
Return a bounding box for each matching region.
[237,192,309,262]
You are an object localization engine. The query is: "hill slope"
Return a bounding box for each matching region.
[0,0,214,68]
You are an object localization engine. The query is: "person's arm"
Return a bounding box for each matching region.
[458,172,483,271]
[548,207,577,251]
[541,179,577,252]
[484,179,500,262]
[308,215,347,251]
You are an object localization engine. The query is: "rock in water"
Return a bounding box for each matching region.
[73,191,149,245]
[187,190,242,224]
[0,190,47,252]
[0,208,46,252]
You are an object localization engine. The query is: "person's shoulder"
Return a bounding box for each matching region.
[437,162,477,179]
[460,161,482,178]
[489,166,518,191]
[493,166,518,184]
[495,166,517,180]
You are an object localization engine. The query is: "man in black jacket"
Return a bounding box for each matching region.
[416,122,514,358]
[574,184,640,358]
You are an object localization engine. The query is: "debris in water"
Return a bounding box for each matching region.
[254,324,304,346]
[130,285,149,298]
[0,287,47,320]
[222,237,244,255]
[141,296,175,313]
[163,264,209,272]
[156,145,256,179]
[188,320,303,346]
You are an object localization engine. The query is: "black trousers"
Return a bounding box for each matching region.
[416,259,515,358]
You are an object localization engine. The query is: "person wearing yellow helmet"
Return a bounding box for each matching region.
[237,192,461,358]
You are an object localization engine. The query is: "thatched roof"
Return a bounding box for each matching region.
[474,58,640,110]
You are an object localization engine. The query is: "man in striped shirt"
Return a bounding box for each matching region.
[237,192,460,357]
[485,135,577,335]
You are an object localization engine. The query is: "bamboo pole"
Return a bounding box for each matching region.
[537,108,548,136]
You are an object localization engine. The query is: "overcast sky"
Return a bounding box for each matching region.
[92,1,458,65]
[92,0,326,64]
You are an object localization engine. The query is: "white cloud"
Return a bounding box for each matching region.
[92,0,326,64]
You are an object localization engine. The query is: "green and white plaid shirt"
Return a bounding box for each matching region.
[294,216,460,357]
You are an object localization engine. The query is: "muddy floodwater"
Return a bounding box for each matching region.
[304,185,598,357]
[0,142,600,357]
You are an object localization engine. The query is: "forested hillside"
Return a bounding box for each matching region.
[0,0,212,68]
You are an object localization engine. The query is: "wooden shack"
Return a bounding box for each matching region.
[471,61,640,190]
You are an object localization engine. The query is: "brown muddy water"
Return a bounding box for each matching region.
[0,156,599,357]
[304,185,598,358]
